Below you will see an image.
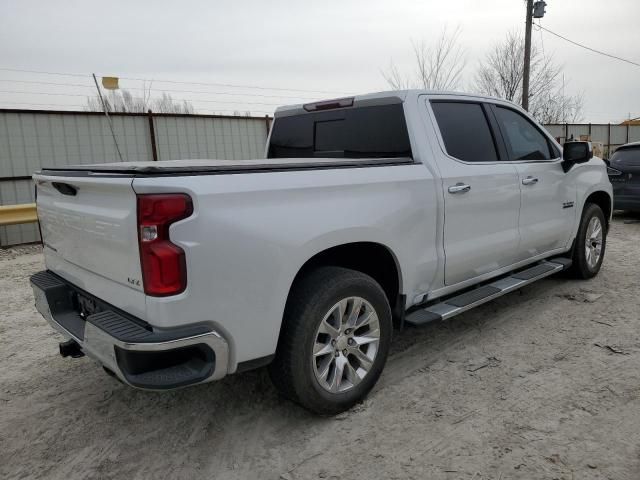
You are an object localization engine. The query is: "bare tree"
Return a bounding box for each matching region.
[382,26,466,91]
[86,84,195,114]
[534,89,584,124]
[474,31,583,123]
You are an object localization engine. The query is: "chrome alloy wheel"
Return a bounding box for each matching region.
[585,216,603,269]
[312,297,380,393]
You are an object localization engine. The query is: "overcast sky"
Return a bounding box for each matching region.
[1,0,638,122]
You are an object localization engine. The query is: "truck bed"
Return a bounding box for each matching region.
[40,157,415,177]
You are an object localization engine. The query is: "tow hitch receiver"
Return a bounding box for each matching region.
[59,339,84,358]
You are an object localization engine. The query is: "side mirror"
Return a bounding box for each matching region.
[562,141,593,172]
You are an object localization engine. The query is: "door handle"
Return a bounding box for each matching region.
[522,176,539,186]
[448,183,471,194]
[52,182,78,196]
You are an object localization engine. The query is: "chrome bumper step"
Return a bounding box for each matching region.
[405,258,571,326]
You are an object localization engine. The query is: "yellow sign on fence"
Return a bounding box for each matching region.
[101,76,119,90]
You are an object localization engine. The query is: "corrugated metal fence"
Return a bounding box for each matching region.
[0,109,271,246]
[2,112,639,247]
[544,123,640,158]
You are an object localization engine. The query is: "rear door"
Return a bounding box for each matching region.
[489,104,574,258]
[428,99,521,286]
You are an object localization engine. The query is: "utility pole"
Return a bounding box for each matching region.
[523,0,547,111]
[522,0,534,111]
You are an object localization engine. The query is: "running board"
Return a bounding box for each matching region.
[405,258,572,326]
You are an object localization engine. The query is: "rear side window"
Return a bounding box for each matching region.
[610,147,640,167]
[267,104,412,159]
[431,102,499,162]
[493,106,553,161]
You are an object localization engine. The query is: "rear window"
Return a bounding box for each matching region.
[610,147,640,167]
[431,101,499,162]
[267,104,412,159]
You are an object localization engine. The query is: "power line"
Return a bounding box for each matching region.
[0,89,96,98]
[0,67,89,78]
[0,79,94,89]
[0,66,351,95]
[535,24,640,68]
[0,101,88,108]
[0,89,285,107]
[0,78,321,100]
[0,100,272,114]
[115,75,350,95]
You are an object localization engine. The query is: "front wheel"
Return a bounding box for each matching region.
[269,267,392,415]
[570,203,607,279]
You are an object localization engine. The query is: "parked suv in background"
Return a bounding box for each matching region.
[607,142,640,211]
[30,90,612,414]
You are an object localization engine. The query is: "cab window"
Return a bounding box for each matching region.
[431,101,499,162]
[493,106,554,161]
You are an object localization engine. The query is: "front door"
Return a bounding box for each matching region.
[429,100,522,286]
[490,105,574,258]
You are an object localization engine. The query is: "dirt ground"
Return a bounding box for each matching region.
[1,214,639,480]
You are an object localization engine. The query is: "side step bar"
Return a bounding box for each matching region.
[405,258,572,326]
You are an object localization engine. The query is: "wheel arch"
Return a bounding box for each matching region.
[286,242,403,317]
[584,190,612,230]
[568,189,612,259]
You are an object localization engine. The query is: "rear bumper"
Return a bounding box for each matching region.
[30,270,229,390]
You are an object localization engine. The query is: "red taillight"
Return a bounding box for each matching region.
[137,194,193,296]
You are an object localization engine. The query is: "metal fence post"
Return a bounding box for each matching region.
[627,123,630,144]
[147,109,159,161]
[264,115,271,136]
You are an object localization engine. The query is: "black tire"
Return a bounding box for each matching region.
[569,203,607,279]
[269,266,392,415]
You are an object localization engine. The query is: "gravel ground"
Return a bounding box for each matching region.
[1,214,639,480]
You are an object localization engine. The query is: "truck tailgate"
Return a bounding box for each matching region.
[34,173,147,318]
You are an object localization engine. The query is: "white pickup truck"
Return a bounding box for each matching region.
[31,90,612,414]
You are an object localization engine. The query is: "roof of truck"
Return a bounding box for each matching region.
[274,89,520,117]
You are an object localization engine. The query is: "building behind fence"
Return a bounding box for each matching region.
[2,108,640,246]
[0,109,271,246]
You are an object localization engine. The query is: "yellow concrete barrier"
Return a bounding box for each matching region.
[0,203,38,226]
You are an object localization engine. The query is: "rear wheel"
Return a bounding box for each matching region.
[269,267,392,415]
[570,203,607,279]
